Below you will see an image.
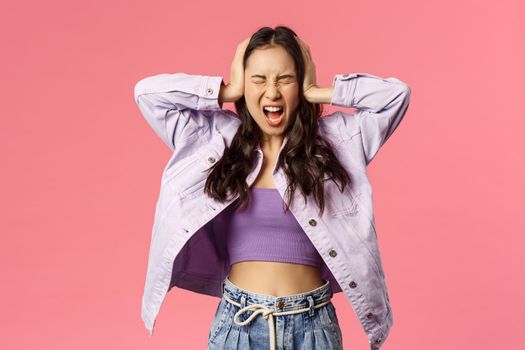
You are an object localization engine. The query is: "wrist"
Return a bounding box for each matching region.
[304,86,334,104]
[219,83,243,103]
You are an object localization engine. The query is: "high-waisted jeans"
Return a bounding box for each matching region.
[207,276,343,350]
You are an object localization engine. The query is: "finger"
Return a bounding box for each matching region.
[305,48,312,60]
[298,39,308,56]
[238,37,250,48]
[301,45,311,62]
[296,37,311,57]
[296,36,305,48]
[297,37,309,49]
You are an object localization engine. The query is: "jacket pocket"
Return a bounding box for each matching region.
[327,184,361,217]
[162,153,201,184]
[178,177,207,201]
[167,145,223,201]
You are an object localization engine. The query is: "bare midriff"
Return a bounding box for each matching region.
[228,261,325,297]
[234,155,326,297]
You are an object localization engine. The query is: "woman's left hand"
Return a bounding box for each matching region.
[296,36,318,101]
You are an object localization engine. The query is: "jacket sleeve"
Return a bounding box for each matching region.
[330,73,411,166]
[133,73,225,151]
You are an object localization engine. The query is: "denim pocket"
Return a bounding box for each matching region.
[326,302,340,326]
[322,302,344,349]
[208,298,231,345]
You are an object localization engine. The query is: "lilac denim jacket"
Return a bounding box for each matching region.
[133,71,411,349]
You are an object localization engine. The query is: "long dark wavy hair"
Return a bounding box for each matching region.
[204,26,352,217]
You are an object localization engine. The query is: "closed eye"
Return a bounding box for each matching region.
[251,79,295,85]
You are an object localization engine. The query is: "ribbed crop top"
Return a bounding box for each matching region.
[223,187,323,269]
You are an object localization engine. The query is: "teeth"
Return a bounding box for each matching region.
[264,106,283,112]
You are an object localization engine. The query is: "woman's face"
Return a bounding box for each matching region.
[244,45,300,142]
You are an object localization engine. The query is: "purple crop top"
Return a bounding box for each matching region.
[222,187,323,269]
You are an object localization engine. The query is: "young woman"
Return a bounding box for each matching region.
[134,25,411,350]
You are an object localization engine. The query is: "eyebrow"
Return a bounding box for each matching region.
[250,74,295,79]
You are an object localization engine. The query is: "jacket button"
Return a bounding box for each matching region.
[277,301,285,309]
[329,249,337,257]
[349,281,357,288]
[366,312,374,320]
[308,219,317,226]
[375,337,383,344]
[208,156,216,163]
[206,87,214,95]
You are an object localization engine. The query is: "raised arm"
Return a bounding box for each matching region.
[133,38,251,152]
[133,73,227,151]
[296,38,411,166]
[329,73,412,166]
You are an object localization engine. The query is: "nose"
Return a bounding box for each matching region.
[264,82,281,100]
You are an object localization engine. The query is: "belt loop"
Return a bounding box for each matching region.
[240,294,246,308]
[239,295,247,321]
[307,295,315,317]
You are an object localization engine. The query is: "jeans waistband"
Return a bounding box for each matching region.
[222,276,333,311]
[220,276,333,350]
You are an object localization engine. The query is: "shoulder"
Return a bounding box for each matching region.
[318,110,361,140]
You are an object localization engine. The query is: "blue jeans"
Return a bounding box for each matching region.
[207,276,343,349]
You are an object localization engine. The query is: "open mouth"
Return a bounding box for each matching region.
[263,107,284,126]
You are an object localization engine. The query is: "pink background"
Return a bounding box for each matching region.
[2,0,524,349]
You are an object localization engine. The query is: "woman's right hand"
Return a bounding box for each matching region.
[219,36,251,103]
